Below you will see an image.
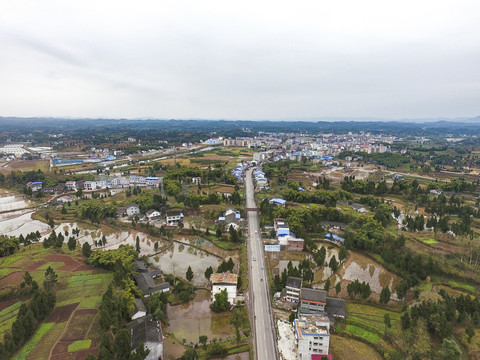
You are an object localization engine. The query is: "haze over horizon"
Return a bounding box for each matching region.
[1,1,479,120]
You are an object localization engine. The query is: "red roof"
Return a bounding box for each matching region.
[311,355,332,360]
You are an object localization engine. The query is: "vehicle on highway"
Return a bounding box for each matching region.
[261,266,264,270]
[253,256,256,261]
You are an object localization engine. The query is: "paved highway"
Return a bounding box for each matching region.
[245,168,278,360]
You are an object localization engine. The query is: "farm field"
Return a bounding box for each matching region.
[0,244,112,359]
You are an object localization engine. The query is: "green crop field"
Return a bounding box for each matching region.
[1,244,113,359]
[68,339,92,352]
[448,280,475,292]
[14,322,54,360]
[345,324,381,344]
[418,237,438,244]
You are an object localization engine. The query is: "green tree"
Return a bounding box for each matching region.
[199,335,208,350]
[48,218,55,229]
[181,348,198,360]
[438,338,462,360]
[210,289,229,312]
[135,236,140,253]
[114,329,131,360]
[401,312,411,330]
[289,311,297,323]
[324,278,331,292]
[466,324,475,342]
[329,255,339,273]
[338,246,348,262]
[204,266,213,281]
[186,266,194,282]
[43,266,58,290]
[67,236,77,252]
[335,282,341,295]
[82,242,92,258]
[380,286,391,305]
[383,313,391,336]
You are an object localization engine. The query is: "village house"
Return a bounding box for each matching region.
[285,276,302,303]
[299,288,326,314]
[134,261,170,297]
[351,203,367,213]
[65,181,77,190]
[27,181,43,192]
[126,203,140,217]
[145,209,162,222]
[217,208,243,229]
[210,272,238,305]
[325,297,347,319]
[127,314,163,360]
[294,314,331,359]
[288,237,304,251]
[191,176,202,184]
[83,181,97,191]
[130,298,147,320]
[166,211,184,226]
[274,218,290,238]
[270,198,287,207]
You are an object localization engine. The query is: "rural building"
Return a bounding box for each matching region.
[294,314,331,359]
[285,276,302,303]
[145,209,162,221]
[351,203,367,213]
[274,218,290,238]
[217,208,242,228]
[212,184,236,198]
[65,181,77,190]
[288,237,304,251]
[134,271,170,297]
[325,297,347,319]
[27,181,43,192]
[166,211,184,226]
[130,298,147,320]
[126,203,140,217]
[127,314,163,360]
[83,181,97,191]
[145,177,163,188]
[270,198,287,207]
[325,233,345,245]
[210,272,238,305]
[191,176,202,184]
[299,288,326,314]
[320,221,347,230]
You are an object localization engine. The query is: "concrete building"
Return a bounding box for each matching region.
[145,209,162,221]
[294,314,331,359]
[83,181,97,191]
[126,203,140,217]
[191,176,202,184]
[210,272,238,305]
[27,182,43,192]
[299,288,326,315]
[285,276,302,303]
[65,181,77,190]
[166,211,184,226]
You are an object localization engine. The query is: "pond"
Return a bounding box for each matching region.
[150,242,222,285]
[167,289,233,344]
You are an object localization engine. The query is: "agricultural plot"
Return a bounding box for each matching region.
[1,245,112,359]
[330,334,383,360]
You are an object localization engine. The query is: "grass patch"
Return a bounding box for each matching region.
[68,339,92,352]
[418,282,433,291]
[210,236,240,250]
[345,324,380,344]
[1,255,22,267]
[0,301,23,318]
[38,261,65,270]
[79,296,102,309]
[418,237,438,245]
[448,280,475,292]
[15,322,54,360]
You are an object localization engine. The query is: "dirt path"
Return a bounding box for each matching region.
[48,303,79,360]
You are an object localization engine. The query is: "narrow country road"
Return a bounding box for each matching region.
[245,168,278,360]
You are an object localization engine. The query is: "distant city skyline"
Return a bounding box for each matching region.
[1,1,479,120]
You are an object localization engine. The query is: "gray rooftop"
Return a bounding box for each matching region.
[286,276,302,289]
[127,314,163,350]
[300,288,326,303]
[326,297,347,318]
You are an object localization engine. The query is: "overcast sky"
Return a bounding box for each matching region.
[1,1,479,120]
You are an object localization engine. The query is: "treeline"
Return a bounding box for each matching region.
[282,188,352,207]
[77,199,117,223]
[0,270,57,359]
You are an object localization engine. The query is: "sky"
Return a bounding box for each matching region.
[1,0,479,120]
